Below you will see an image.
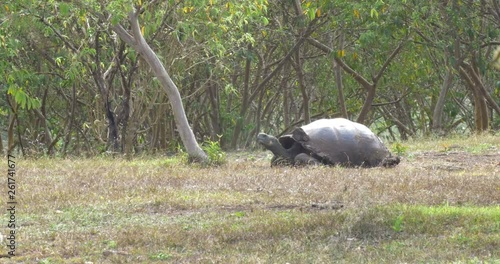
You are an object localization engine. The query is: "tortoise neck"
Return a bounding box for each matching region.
[270,144,292,160]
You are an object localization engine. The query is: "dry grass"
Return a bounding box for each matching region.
[2,134,499,263]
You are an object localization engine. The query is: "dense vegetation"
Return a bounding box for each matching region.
[1,0,500,157]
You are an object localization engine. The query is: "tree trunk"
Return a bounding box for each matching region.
[112,8,207,162]
[207,78,222,141]
[62,83,76,156]
[464,62,500,116]
[6,96,15,154]
[7,114,15,154]
[459,65,489,132]
[431,68,454,133]
[330,31,348,118]
[281,61,292,128]
[92,30,120,152]
[432,31,463,134]
[119,79,132,158]
[292,50,311,124]
[230,45,253,149]
[0,130,3,155]
[34,109,54,156]
[357,85,376,124]
[115,41,137,158]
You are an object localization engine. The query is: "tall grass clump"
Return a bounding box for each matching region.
[202,139,227,166]
[178,139,227,166]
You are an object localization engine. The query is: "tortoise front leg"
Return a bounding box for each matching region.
[294,153,321,166]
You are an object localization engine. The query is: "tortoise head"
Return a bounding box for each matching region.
[257,133,280,148]
[257,133,292,160]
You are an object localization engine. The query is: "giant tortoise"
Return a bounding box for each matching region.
[257,118,400,167]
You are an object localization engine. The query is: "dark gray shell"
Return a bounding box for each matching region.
[279,118,390,167]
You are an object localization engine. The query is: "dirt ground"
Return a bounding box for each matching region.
[409,149,499,171]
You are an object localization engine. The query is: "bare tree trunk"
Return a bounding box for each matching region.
[431,68,454,132]
[207,78,222,141]
[292,50,310,124]
[431,19,464,134]
[459,65,489,132]
[463,62,500,116]
[119,77,132,158]
[62,84,76,156]
[92,30,120,152]
[357,86,377,124]
[33,109,54,156]
[281,61,292,128]
[115,41,137,158]
[7,97,21,155]
[7,115,15,154]
[123,117,137,160]
[0,130,3,155]
[112,7,207,162]
[230,44,253,149]
[330,31,348,118]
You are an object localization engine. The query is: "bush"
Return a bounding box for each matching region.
[202,139,227,166]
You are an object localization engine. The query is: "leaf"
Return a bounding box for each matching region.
[111,15,121,25]
[492,46,500,70]
[262,16,269,26]
[183,6,193,13]
[55,57,63,67]
[337,49,345,58]
[31,98,41,110]
[308,8,315,21]
[59,2,70,16]
[370,8,379,19]
[354,9,360,19]
[392,214,404,232]
[233,211,246,218]
[15,89,27,108]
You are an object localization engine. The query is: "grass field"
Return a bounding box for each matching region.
[2,135,499,263]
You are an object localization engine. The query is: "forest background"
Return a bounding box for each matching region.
[1,0,500,158]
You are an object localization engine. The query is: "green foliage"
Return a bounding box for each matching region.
[103,240,118,249]
[232,211,246,218]
[7,86,41,110]
[2,0,500,156]
[149,252,172,261]
[38,259,55,264]
[391,142,408,156]
[177,140,227,166]
[202,138,227,166]
[392,214,404,232]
